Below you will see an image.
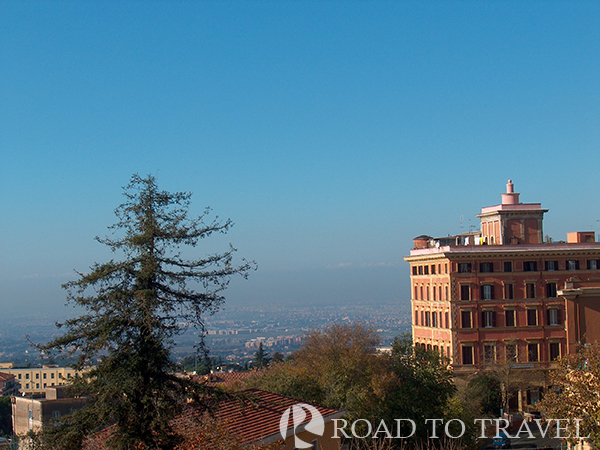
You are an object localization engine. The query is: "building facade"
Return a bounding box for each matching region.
[0,364,78,396]
[0,372,19,397]
[12,387,88,436]
[405,181,600,412]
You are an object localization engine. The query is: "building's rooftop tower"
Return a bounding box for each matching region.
[477,179,548,245]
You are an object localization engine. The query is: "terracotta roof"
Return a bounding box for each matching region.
[84,389,342,449]
[0,372,15,382]
[209,388,341,444]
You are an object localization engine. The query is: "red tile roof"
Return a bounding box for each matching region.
[0,372,15,382]
[208,388,341,444]
[84,389,342,449]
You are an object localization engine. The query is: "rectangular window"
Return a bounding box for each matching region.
[36,383,39,389]
[414,286,418,300]
[418,266,423,275]
[484,345,495,363]
[425,312,431,327]
[26,374,29,380]
[415,311,419,325]
[526,283,536,299]
[43,373,47,379]
[567,260,580,270]
[412,266,418,275]
[504,283,514,300]
[505,310,515,327]
[35,373,39,379]
[588,260,599,270]
[433,287,437,301]
[445,286,449,301]
[445,312,449,328]
[481,284,495,300]
[461,311,472,329]
[506,344,517,362]
[424,266,429,275]
[527,309,538,326]
[549,343,560,361]
[458,263,472,273]
[527,388,542,405]
[504,261,513,272]
[546,283,557,298]
[524,261,538,272]
[547,308,561,326]
[481,311,496,328]
[432,312,438,328]
[439,286,442,301]
[545,260,559,271]
[51,373,54,379]
[431,265,436,275]
[445,264,448,274]
[480,262,494,273]
[528,343,539,362]
[462,346,474,365]
[460,285,471,301]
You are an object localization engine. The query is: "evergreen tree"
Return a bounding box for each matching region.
[0,396,12,437]
[39,174,255,449]
[253,342,270,369]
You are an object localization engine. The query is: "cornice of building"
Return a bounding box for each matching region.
[405,243,600,259]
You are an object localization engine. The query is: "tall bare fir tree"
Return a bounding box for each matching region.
[38,174,255,449]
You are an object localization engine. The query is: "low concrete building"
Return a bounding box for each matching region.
[11,387,88,436]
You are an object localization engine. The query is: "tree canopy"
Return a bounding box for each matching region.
[250,325,460,447]
[39,174,255,449]
[538,342,600,448]
[253,342,271,369]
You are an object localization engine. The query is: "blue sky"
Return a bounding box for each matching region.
[1,1,599,316]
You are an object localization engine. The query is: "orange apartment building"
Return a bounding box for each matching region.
[405,180,600,412]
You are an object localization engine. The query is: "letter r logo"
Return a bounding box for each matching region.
[279,403,325,449]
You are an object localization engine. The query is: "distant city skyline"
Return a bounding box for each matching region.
[2,1,599,316]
